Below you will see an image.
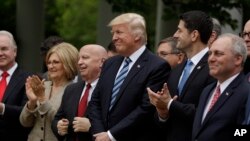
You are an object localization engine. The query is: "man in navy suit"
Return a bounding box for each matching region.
[0,30,31,141]
[192,33,249,141]
[51,44,107,141]
[88,13,171,141]
[147,10,215,141]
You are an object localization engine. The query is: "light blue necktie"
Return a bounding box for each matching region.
[178,60,193,95]
[109,57,131,110]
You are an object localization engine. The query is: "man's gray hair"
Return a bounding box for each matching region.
[0,30,17,48]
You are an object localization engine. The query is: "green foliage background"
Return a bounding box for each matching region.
[0,0,250,49]
[46,0,98,48]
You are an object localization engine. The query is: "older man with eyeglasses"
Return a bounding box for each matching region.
[240,19,250,74]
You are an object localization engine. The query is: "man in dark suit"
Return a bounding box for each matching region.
[240,19,250,74]
[51,44,107,141]
[0,30,31,141]
[88,13,171,141]
[147,10,215,141]
[192,33,249,141]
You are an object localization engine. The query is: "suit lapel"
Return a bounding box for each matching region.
[109,50,148,109]
[179,53,208,98]
[104,57,124,113]
[3,68,23,102]
[200,73,244,128]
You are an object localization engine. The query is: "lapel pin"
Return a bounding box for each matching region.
[137,65,141,68]
[197,66,201,69]
[225,92,229,96]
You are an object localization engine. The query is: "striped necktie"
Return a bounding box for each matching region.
[109,58,131,111]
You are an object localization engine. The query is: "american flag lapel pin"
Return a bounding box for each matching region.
[137,64,141,68]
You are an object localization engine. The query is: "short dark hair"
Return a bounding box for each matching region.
[40,36,64,56]
[180,10,213,44]
[158,37,182,54]
[107,42,117,53]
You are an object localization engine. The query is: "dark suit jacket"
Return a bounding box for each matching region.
[243,72,250,125]
[162,53,215,141]
[0,67,31,141]
[51,81,92,141]
[192,73,248,141]
[88,49,171,141]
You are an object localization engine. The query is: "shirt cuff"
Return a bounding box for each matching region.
[167,99,173,110]
[108,130,117,141]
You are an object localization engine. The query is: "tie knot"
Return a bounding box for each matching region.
[1,72,9,78]
[125,57,131,64]
[86,83,91,89]
[187,60,193,66]
[215,85,220,94]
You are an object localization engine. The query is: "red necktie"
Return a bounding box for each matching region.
[77,83,91,116]
[209,85,221,111]
[0,72,9,102]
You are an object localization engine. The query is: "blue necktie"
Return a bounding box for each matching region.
[109,58,131,110]
[178,60,193,95]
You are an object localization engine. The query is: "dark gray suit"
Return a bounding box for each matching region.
[192,73,248,141]
[88,49,171,141]
[161,53,215,141]
[0,67,31,141]
[51,81,92,141]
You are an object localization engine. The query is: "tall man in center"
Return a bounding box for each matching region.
[88,13,171,141]
[147,10,216,141]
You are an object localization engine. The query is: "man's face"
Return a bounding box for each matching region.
[243,20,250,56]
[78,47,102,81]
[157,42,180,68]
[173,20,192,52]
[0,35,16,71]
[111,23,136,56]
[208,37,242,82]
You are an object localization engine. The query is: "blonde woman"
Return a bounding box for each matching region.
[20,42,78,141]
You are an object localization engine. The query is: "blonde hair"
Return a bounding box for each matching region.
[46,42,79,81]
[108,13,147,44]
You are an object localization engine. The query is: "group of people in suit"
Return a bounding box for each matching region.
[1,10,250,141]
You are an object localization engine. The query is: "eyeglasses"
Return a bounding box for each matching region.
[47,60,61,66]
[158,52,180,57]
[239,32,250,39]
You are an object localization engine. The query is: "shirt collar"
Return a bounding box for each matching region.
[190,47,208,66]
[0,63,18,77]
[127,45,146,63]
[217,73,239,94]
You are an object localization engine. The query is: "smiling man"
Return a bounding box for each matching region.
[88,13,171,141]
[192,33,249,141]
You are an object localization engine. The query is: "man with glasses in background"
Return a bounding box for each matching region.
[156,37,186,69]
[240,19,250,74]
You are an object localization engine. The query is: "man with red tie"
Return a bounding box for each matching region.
[192,33,249,141]
[0,30,32,141]
[51,44,107,141]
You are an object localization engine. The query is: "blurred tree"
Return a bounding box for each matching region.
[0,0,16,37]
[107,0,250,48]
[44,0,61,37]
[52,0,98,48]
[162,0,250,30]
